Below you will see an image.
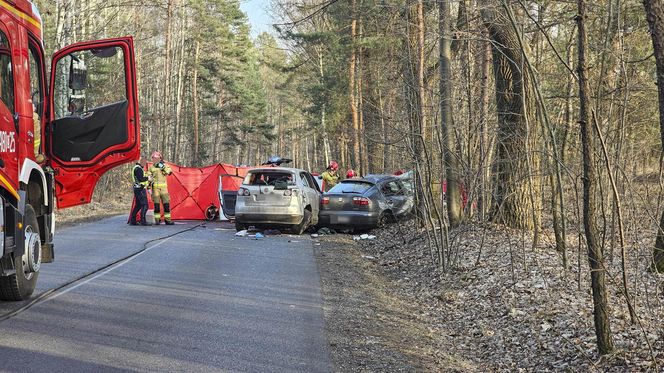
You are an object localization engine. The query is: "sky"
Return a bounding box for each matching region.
[240,0,275,38]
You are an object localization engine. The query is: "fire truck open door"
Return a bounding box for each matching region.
[47,37,140,208]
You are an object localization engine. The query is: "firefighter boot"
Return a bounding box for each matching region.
[164,203,174,225]
[154,205,162,225]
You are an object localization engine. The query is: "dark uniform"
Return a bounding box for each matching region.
[130,163,150,225]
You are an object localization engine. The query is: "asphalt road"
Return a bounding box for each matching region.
[0,216,331,372]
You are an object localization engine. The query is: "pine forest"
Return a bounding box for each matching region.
[39,0,664,369]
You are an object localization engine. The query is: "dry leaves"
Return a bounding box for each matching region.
[348,221,664,371]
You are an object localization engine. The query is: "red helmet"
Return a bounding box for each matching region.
[328,161,339,171]
[151,150,162,160]
[346,169,356,178]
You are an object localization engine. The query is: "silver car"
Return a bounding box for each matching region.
[234,167,321,234]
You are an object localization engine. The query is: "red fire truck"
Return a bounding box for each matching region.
[0,1,140,300]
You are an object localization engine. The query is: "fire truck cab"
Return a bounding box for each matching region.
[0,0,140,300]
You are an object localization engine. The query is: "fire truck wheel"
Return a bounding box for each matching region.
[0,204,40,301]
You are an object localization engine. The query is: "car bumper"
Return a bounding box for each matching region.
[235,197,306,225]
[235,211,303,225]
[318,210,379,228]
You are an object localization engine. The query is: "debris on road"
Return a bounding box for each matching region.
[353,234,376,241]
[317,227,336,235]
[235,230,248,237]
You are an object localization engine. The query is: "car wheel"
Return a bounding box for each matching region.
[292,209,312,235]
[377,212,390,228]
[235,220,246,232]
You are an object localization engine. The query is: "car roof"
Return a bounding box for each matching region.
[248,167,304,173]
[340,178,376,185]
[339,175,397,185]
[361,174,398,184]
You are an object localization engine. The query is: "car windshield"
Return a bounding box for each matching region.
[329,181,373,194]
[244,171,295,186]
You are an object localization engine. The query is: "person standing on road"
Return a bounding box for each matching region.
[130,158,151,226]
[149,151,174,225]
[321,161,340,192]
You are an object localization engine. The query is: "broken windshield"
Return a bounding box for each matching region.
[244,171,295,186]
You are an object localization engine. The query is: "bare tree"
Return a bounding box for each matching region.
[643,0,664,272]
[439,0,462,227]
[577,0,614,355]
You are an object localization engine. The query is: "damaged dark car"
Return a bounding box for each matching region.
[318,175,413,231]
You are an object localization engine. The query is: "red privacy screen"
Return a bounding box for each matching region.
[129,162,251,221]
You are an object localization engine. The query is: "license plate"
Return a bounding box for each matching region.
[335,216,351,224]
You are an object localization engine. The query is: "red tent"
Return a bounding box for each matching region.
[129,162,252,221]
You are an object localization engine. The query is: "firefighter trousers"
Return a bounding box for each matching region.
[152,186,171,222]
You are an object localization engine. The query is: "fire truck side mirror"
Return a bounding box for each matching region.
[68,57,87,91]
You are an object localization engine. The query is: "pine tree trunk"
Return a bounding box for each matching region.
[405,0,428,220]
[439,0,462,227]
[317,49,331,166]
[379,88,388,173]
[358,20,369,176]
[192,41,200,166]
[173,10,186,163]
[578,0,615,355]
[349,0,360,171]
[163,0,173,158]
[643,0,664,272]
[478,39,491,221]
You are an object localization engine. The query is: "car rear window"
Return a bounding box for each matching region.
[329,181,373,194]
[244,171,295,186]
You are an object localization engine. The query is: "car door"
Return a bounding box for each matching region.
[396,180,414,215]
[305,172,321,219]
[381,180,407,215]
[299,171,319,218]
[47,37,140,208]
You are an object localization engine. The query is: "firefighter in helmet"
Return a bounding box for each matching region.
[149,151,174,225]
[321,161,340,192]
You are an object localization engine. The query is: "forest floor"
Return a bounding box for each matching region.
[315,221,664,372]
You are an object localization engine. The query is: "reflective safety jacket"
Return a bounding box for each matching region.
[321,170,340,191]
[132,163,149,189]
[149,162,172,188]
